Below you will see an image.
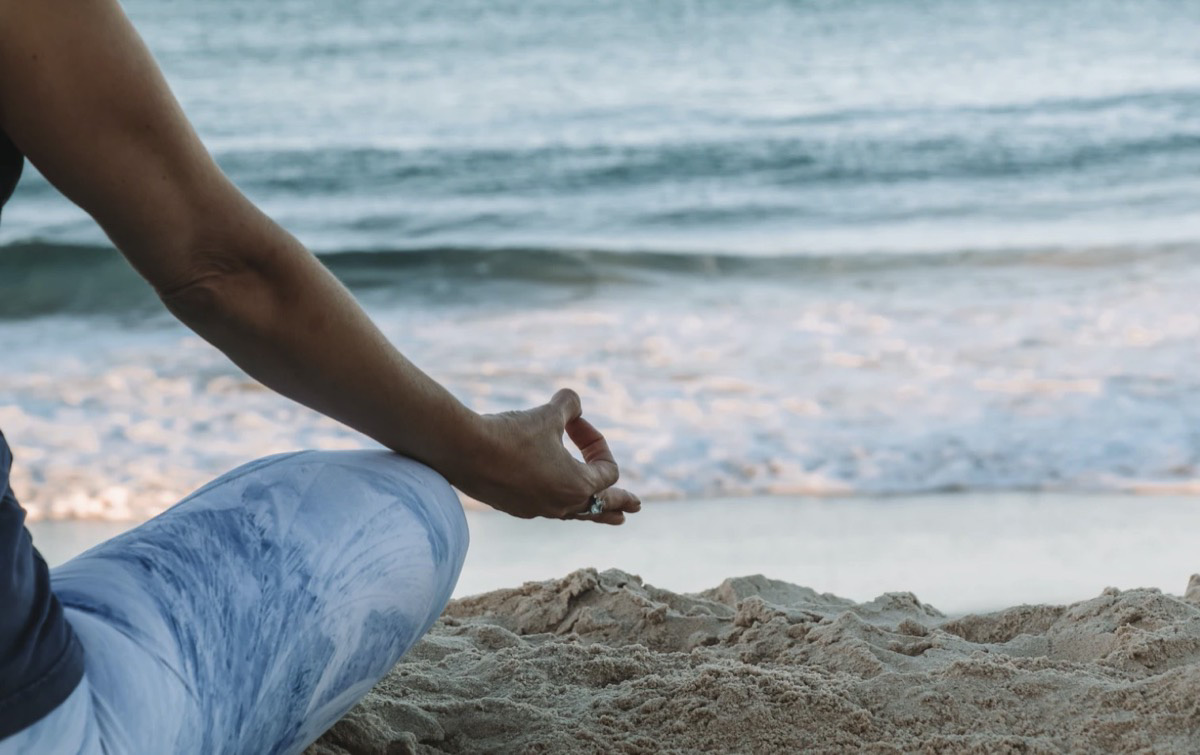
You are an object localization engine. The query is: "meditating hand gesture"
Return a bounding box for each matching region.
[450,388,643,526]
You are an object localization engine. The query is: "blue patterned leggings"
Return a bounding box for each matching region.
[2,450,469,754]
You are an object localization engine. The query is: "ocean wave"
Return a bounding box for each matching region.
[187,123,1200,199]
[5,230,1200,519]
[3,240,1199,319]
[7,89,1200,254]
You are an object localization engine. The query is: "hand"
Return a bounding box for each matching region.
[446,389,642,525]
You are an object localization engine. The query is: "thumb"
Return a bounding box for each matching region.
[548,388,583,426]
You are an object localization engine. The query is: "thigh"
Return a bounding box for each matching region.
[50,450,470,755]
[0,677,101,755]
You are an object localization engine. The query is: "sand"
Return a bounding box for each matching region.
[307,568,1200,754]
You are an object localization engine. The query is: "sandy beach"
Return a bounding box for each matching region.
[307,567,1200,754]
[32,493,1200,751]
[5,0,1200,751]
[28,489,1200,752]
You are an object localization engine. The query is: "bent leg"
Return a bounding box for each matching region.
[50,450,469,755]
[0,678,101,755]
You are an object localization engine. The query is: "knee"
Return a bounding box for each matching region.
[288,451,470,628]
[291,450,469,569]
[175,448,469,586]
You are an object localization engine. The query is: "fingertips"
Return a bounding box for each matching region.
[605,487,641,513]
[549,388,583,424]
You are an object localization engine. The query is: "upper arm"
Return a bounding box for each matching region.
[0,0,257,292]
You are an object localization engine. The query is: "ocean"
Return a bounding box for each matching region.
[3,0,1200,520]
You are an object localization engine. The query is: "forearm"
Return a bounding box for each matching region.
[159,208,482,480]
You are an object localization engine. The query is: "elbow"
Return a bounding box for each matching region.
[157,269,233,323]
[155,230,274,324]
[154,231,272,324]
[155,240,296,335]
[152,217,308,330]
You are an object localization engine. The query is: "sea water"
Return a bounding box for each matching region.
[3,0,1200,519]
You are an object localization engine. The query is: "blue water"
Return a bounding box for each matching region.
[4,0,1200,254]
[3,0,1200,516]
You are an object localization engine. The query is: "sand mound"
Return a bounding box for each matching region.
[308,570,1200,754]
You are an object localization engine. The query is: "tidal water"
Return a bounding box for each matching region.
[3,0,1200,518]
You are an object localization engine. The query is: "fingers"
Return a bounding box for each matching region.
[597,511,627,526]
[564,414,612,464]
[548,387,628,519]
[602,487,642,514]
[564,508,626,525]
[548,388,619,490]
[565,415,619,489]
[563,487,642,526]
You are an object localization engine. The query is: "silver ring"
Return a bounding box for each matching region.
[586,493,606,516]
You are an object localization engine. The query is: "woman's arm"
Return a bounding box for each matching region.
[0,0,639,523]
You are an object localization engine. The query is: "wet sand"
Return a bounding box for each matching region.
[34,493,1200,615]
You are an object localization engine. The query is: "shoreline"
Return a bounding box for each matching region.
[31,491,1200,616]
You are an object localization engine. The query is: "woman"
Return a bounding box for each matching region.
[0,0,641,751]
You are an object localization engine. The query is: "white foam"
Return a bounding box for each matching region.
[4,252,1200,520]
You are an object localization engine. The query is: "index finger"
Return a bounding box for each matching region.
[565,415,619,488]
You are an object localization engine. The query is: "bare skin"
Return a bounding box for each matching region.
[0,0,640,524]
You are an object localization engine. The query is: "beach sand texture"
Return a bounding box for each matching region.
[307,568,1200,753]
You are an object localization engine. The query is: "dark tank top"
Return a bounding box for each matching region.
[0,131,22,215]
[0,134,86,739]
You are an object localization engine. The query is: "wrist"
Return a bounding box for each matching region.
[425,402,490,487]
